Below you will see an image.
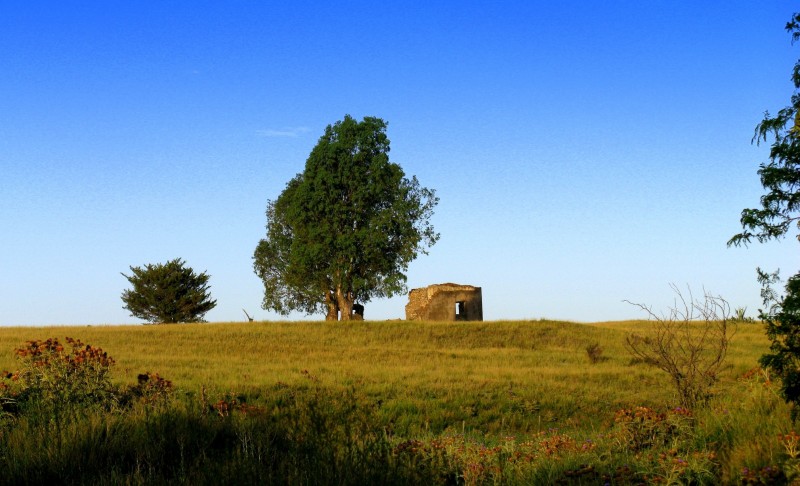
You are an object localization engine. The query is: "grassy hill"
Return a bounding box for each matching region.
[0,319,790,484]
[0,319,765,432]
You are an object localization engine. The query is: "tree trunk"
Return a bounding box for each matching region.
[336,286,354,321]
[325,290,339,321]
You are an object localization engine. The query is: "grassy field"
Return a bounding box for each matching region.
[0,319,793,484]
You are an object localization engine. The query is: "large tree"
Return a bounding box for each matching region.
[729,13,800,414]
[253,115,439,320]
[121,258,217,324]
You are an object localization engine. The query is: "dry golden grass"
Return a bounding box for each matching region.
[0,318,769,436]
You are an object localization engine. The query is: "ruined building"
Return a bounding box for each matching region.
[405,283,483,321]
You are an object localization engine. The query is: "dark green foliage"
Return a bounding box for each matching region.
[728,13,800,248]
[121,258,217,324]
[253,115,439,320]
[729,13,800,414]
[758,270,800,418]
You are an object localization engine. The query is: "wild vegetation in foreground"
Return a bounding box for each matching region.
[0,320,794,484]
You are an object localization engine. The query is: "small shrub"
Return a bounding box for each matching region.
[612,406,691,452]
[121,372,174,407]
[585,343,604,364]
[3,338,176,421]
[733,306,755,323]
[12,337,117,414]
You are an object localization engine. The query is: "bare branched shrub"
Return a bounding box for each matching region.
[625,285,732,409]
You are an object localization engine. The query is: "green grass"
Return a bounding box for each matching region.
[0,319,792,484]
[0,320,770,430]
[0,320,689,432]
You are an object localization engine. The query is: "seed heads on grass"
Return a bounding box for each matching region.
[780,431,800,459]
[734,306,754,323]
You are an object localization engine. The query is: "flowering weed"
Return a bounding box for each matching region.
[11,337,117,413]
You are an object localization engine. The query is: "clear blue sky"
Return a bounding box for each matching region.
[1,1,798,325]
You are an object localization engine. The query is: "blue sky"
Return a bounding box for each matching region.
[1,1,798,325]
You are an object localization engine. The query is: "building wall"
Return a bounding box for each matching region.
[405,283,483,321]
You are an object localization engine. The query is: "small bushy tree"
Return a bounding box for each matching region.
[121,258,216,324]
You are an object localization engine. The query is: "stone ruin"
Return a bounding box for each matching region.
[405,283,483,321]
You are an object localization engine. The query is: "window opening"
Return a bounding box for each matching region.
[455,301,466,321]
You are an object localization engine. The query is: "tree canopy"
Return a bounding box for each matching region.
[121,258,217,324]
[729,12,800,248]
[253,115,439,320]
[730,13,800,416]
